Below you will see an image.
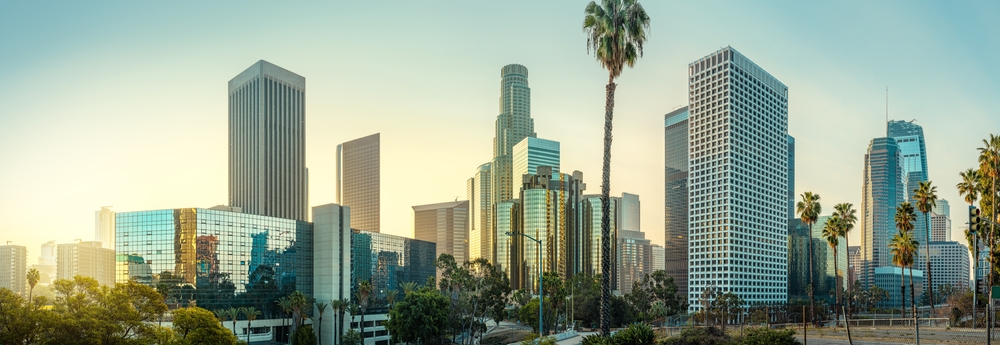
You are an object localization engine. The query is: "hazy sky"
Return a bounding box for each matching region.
[1,1,998,265]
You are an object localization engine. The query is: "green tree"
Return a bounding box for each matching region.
[292,324,317,345]
[582,0,650,336]
[822,216,843,323]
[796,191,821,321]
[832,203,857,317]
[314,301,328,345]
[895,201,918,317]
[341,329,361,345]
[914,180,938,314]
[385,288,450,344]
[356,280,372,343]
[276,297,292,342]
[226,307,239,336]
[288,290,311,336]
[0,287,52,345]
[26,268,40,306]
[173,307,239,345]
[240,306,261,344]
[330,298,349,345]
[978,135,1000,290]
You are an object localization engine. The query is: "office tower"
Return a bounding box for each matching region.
[874,267,924,308]
[788,135,795,219]
[788,217,847,304]
[492,64,536,232]
[468,163,492,262]
[582,194,617,280]
[860,137,906,288]
[618,192,640,232]
[931,199,951,242]
[32,240,57,285]
[337,133,381,232]
[515,167,585,292]
[0,245,27,296]
[664,106,690,296]
[617,230,653,293]
[96,206,116,249]
[512,137,560,194]
[495,200,521,286]
[311,203,352,345]
[926,241,970,293]
[413,201,470,265]
[651,245,665,272]
[57,241,115,287]
[228,60,308,221]
[686,47,789,310]
[848,246,861,285]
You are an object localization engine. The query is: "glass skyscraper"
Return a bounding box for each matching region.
[495,200,520,286]
[860,137,907,289]
[788,216,847,304]
[337,133,381,233]
[228,60,308,221]
[664,106,690,296]
[349,230,436,315]
[787,135,795,220]
[888,120,929,268]
[468,163,492,262]
[492,64,536,245]
[514,167,585,292]
[412,201,469,265]
[512,137,560,194]
[686,47,790,310]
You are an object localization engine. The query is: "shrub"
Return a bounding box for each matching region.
[657,326,733,345]
[739,327,800,345]
[615,323,656,345]
[291,324,317,345]
[581,334,615,345]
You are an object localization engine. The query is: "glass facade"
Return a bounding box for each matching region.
[115,208,312,318]
[350,230,436,314]
[664,107,690,296]
[337,133,381,233]
[492,64,536,244]
[512,137,560,195]
[873,267,924,308]
[582,195,616,280]
[860,137,906,288]
[495,200,520,287]
[788,217,847,304]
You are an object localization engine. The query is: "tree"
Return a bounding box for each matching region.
[288,290,311,337]
[226,307,240,336]
[958,168,982,298]
[213,309,228,329]
[385,288,450,344]
[315,301,328,345]
[26,268,39,306]
[822,216,843,323]
[241,306,262,344]
[832,203,857,317]
[330,298,347,345]
[914,180,938,314]
[277,297,292,342]
[173,307,239,345]
[582,0,650,336]
[292,324,318,345]
[978,135,1000,292]
[895,201,918,318]
[356,280,373,343]
[0,287,51,345]
[43,276,168,345]
[341,329,361,345]
[796,191,821,321]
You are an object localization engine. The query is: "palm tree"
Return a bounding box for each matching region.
[315,301,329,345]
[978,135,1000,295]
[226,307,240,336]
[242,306,262,344]
[913,180,938,314]
[822,216,843,324]
[894,202,918,318]
[385,289,398,310]
[582,0,650,336]
[400,281,418,296]
[276,297,292,344]
[796,191,821,321]
[833,203,857,317]
[958,168,982,290]
[214,309,228,330]
[288,291,310,336]
[356,280,373,343]
[889,232,912,317]
[26,268,39,306]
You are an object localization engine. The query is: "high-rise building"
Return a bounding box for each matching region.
[311,203,352,345]
[887,120,930,270]
[618,193,640,232]
[664,106,690,295]
[582,194,617,282]
[651,244,665,273]
[787,135,795,219]
[788,217,847,304]
[0,245,27,296]
[848,246,861,285]
[32,240,57,286]
[514,167,585,292]
[512,137,560,194]
[96,206,116,249]
[228,60,308,221]
[931,199,951,242]
[860,137,906,288]
[58,241,115,287]
[337,133,381,232]
[617,230,653,293]
[494,200,521,286]
[413,201,469,265]
[874,267,924,308]
[491,64,536,237]
[926,241,970,294]
[686,47,789,310]
[468,163,492,262]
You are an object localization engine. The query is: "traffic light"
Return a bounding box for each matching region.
[970,206,984,233]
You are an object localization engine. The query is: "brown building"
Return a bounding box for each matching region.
[413,201,469,265]
[337,133,380,232]
[57,241,115,287]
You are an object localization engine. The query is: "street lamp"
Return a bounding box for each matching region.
[507,231,543,336]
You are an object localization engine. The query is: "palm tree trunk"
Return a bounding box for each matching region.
[247,320,251,344]
[909,266,916,319]
[360,311,366,344]
[599,76,616,337]
[845,236,852,319]
[318,315,323,345]
[807,222,815,322]
[925,211,935,315]
[900,270,906,318]
[834,247,841,326]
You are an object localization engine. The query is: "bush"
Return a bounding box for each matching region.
[292,324,317,345]
[615,323,656,345]
[657,326,733,345]
[739,327,800,345]
[581,334,615,345]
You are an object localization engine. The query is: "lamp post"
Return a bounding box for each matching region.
[507,231,543,336]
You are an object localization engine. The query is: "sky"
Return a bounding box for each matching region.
[1,1,998,267]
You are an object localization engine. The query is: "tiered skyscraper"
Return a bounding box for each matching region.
[337,133,381,232]
[664,106,690,295]
[887,120,929,259]
[860,137,907,288]
[686,47,790,310]
[492,64,536,230]
[228,60,308,221]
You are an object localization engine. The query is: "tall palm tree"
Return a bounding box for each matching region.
[894,202,918,318]
[796,191,821,321]
[276,297,291,343]
[958,169,982,294]
[833,203,857,317]
[889,231,913,318]
[822,216,843,324]
[400,281,418,296]
[913,180,938,313]
[385,289,398,310]
[315,301,329,345]
[582,0,650,336]
[356,280,373,343]
[214,309,228,329]
[227,307,240,336]
[978,135,1000,294]
[242,306,262,344]
[26,268,39,306]
[288,291,310,336]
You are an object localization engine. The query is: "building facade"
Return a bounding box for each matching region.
[494,200,521,287]
[860,137,907,288]
[617,230,653,293]
[0,245,27,296]
[788,217,847,304]
[32,240,57,286]
[96,206,116,250]
[651,244,665,273]
[848,245,861,285]
[57,241,116,287]
[412,201,469,265]
[686,47,790,310]
[787,135,795,220]
[491,64,536,248]
[228,60,308,221]
[926,241,970,295]
[512,137,560,195]
[468,163,492,262]
[337,133,381,233]
[931,199,951,242]
[873,267,924,308]
[582,195,617,283]
[664,106,690,296]
[513,167,585,292]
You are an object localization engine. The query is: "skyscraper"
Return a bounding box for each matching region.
[926,241,970,292]
[492,64,536,228]
[788,216,847,304]
[515,167,585,292]
[582,194,617,281]
[931,199,951,242]
[860,137,907,288]
[468,163,492,262]
[57,241,116,287]
[228,60,308,221]
[664,106,690,295]
[512,137,560,194]
[787,135,795,219]
[651,245,666,272]
[0,245,26,296]
[686,47,789,310]
[95,206,115,249]
[337,133,380,232]
[888,120,929,261]
[618,192,640,232]
[617,229,653,293]
[413,201,470,265]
